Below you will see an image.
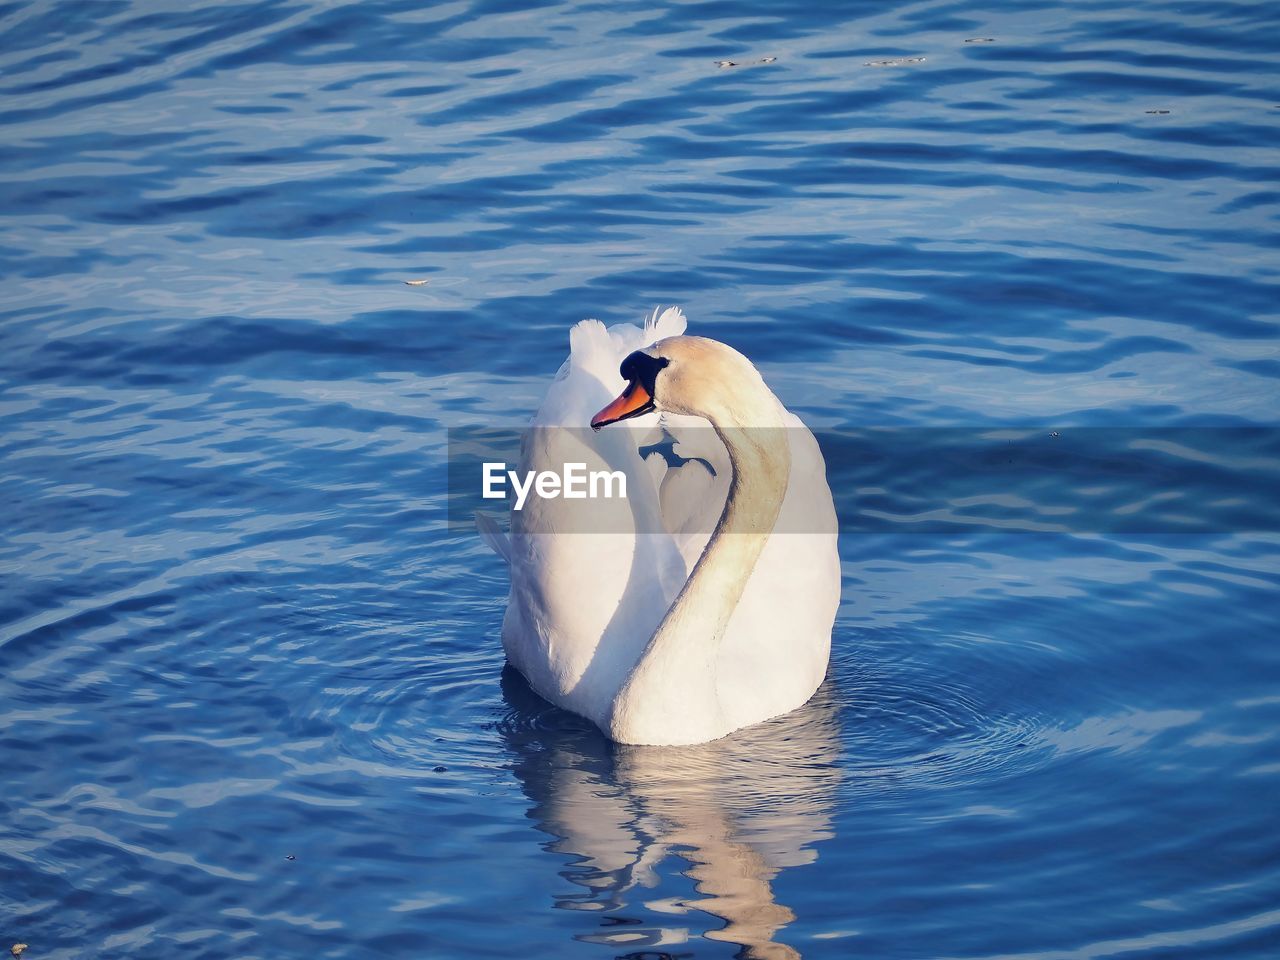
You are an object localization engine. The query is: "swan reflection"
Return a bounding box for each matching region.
[499,666,842,959]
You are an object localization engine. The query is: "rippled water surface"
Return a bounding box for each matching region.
[3,1,1280,957]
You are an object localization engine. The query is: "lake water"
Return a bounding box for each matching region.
[3,1,1279,958]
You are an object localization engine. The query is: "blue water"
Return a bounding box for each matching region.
[3,1,1279,957]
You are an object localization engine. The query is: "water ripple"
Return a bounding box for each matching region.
[2,0,1279,957]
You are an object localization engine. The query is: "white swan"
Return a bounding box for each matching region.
[479,307,840,746]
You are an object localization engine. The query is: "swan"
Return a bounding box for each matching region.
[479,307,840,746]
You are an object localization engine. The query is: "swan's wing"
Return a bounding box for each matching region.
[499,310,690,724]
[625,304,687,356]
[557,306,686,402]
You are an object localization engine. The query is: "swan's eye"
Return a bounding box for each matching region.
[619,351,670,398]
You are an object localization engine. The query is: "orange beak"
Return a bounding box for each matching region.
[591,380,654,430]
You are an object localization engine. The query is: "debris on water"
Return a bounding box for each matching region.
[715,57,775,69]
[11,946,28,959]
[1050,431,1060,438]
[865,56,926,67]
[1145,109,1170,114]
[433,765,447,773]
[403,279,430,286]
[965,38,996,43]
[285,854,296,861]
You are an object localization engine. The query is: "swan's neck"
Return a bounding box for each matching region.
[608,389,790,746]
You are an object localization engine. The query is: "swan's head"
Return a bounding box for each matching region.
[590,336,766,430]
